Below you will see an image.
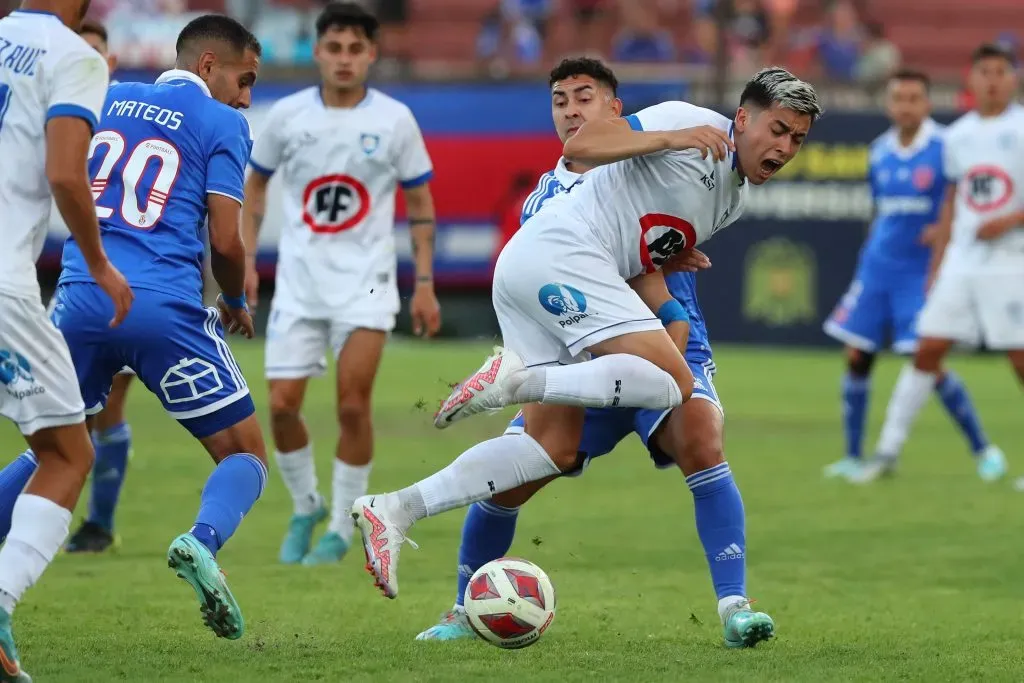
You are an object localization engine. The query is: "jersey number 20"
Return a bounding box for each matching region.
[88,130,181,229]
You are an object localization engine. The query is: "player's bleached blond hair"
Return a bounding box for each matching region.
[740,67,824,121]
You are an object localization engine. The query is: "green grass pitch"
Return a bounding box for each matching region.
[1,341,1022,682]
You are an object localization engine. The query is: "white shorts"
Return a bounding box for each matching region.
[0,294,85,435]
[265,307,395,380]
[916,265,1024,349]
[493,211,663,367]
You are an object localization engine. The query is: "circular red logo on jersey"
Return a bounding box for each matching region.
[963,165,1013,212]
[638,213,698,273]
[912,165,935,192]
[302,174,371,233]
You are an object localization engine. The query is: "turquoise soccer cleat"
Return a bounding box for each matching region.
[415,609,475,641]
[722,600,775,648]
[301,531,349,566]
[279,503,328,564]
[167,533,244,640]
[0,611,30,682]
[823,457,863,480]
[976,445,1007,482]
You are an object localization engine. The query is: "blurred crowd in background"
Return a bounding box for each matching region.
[1,0,1018,87]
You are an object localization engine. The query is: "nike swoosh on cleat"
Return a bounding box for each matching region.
[369,497,376,508]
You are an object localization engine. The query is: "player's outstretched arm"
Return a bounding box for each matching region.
[403,183,442,337]
[564,119,734,167]
[629,271,689,353]
[208,194,254,338]
[241,171,270,308]
[46,117,133,327]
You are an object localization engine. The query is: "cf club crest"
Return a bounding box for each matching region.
[302,174,371,233]
[964,165,1013,212]
[638,213,697,272]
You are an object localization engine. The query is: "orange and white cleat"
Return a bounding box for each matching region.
[350,494,417,599]
[433,346,527,429]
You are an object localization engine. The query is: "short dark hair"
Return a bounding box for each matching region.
[176,14,261,59]
[548,57,619,95]
[740,66,823,121]
[78,18,108,45]
[890,68,930,91]
[316,2,380,41]
[972,42,1016,67]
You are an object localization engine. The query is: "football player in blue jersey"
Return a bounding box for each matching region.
[414,57,774,649]
[822,69,1003,482]
[0,14,268,641]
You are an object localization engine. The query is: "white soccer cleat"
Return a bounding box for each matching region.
[350,494,417,599]
[433,346,527,429]
[848,456,898,484]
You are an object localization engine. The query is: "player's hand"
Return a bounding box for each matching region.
[244,262,260,310]
[665,126,735,161]
[90,260,134,328]
[976,215,1017,241]
[410,282,441,338]
[661,248,712,273]
[919,223,940,246]
[216,294,255,339]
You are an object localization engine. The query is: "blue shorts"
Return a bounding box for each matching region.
[504,354,721,474]
[51,284,254,438]
[823,267,926,354]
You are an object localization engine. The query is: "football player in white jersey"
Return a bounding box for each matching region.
[0,1,132,678]
[242,1,441,566]
[856,43,1024,482]
[350,67,821,601]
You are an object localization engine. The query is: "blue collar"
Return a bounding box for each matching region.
[12,9,59,18]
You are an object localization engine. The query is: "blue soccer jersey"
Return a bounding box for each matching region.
[509,157,721,467]
[52,70,255,437]
[825,118,945,353]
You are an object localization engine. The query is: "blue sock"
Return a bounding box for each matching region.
[190,453,267,557]
[688,462,746,600]
[455,501,519,608]
[935,371,989,455]
[86,423,131,532]
[842,373,870,459]
[0,452,38,543]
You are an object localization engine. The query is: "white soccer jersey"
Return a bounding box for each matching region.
[943,103,1024,270]
[0,9,108,300]
[553,101,747,280]
[250,87,434,317]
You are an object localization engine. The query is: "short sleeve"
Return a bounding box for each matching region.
[207,111,252,204]
[392,108,433,189]
[248,101,288,177]
[624,101,705,133]
[46,47,108,132]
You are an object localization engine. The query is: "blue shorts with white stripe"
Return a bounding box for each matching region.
[52,283,254,438]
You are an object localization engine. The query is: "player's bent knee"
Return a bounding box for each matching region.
[660,399,724,476]
[845,347,875,378]
[522,405,585,472]
[201,413,268,464]
[914,338,950,372]
[491,476,555,508]
[268,381,306,419]
[27,423,95,473]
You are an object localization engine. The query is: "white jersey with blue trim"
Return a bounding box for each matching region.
[0,9,108,299]
[249,86,434,317]
[520,157,582,225]
[548,101,747,280]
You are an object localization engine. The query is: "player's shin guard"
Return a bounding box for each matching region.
[935,371,989,455]
[842,374,870,459]
[455,501,519,608]
[688,462,746,600]
[0,494,71,614]
[87,423,131,532]
[513,354,684,409]
[0,453,38,543]
[876,365,936,458]
[190,454,267,556]
[397,433,559,522]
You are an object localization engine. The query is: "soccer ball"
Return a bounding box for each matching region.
[463,557,556,649]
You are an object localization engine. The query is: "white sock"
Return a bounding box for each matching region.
[512,354,683,409]
[397,433,560,520]
[876,365,937,458]
[329,459,372,543]
[275,443,321,516]
[0,494,72,614]
[718,595,748,624]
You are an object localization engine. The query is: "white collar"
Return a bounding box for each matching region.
[155,69,211,99]
[554,157,583,189]
[886,117,938,160]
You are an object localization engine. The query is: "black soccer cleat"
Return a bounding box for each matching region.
[64,521,116,554]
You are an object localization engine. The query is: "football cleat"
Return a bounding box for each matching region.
[64,520,117,554]
[822,457,863,480]
[433,346,526,429]
[848,455,898,484]
[167,533,245,640]
[722,599,775,648]
[976,445,1007,482]
[350,494,417,599]
[279,501,328,564]
[415,608,475,641]
[0,612,30,682]
[301,531,350,566]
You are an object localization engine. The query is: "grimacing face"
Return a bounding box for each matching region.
[550,74,622,143]
[886,78,930,132]
[733,103,811,185]
[315,26,376,92]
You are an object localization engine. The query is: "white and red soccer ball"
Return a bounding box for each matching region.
[463,557,556,649]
